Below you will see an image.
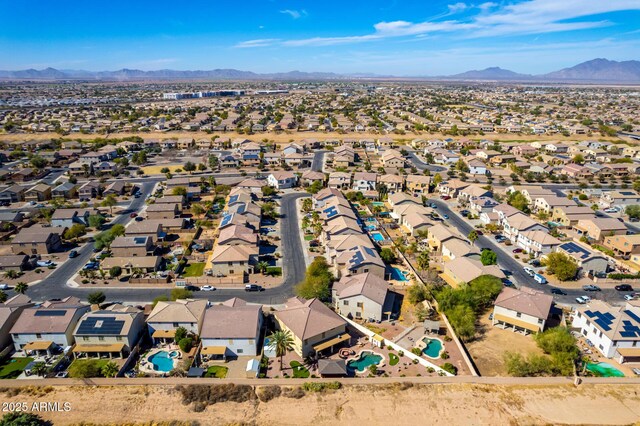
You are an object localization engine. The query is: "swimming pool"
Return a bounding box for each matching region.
[347,351,383,373]
[421,337,444,358]
[371,232,384,242]
[371,202,385,207]
[389,267,408,281]
[586,362,625,377]
[148,351,176,373]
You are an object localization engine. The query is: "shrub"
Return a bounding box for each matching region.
[179,337,193,352]
[0,412,49,426]
[411,347,423,356]
[257,385,282,402]
[176,384,256,406]
[440,352,449,360]
[442,363,457,375]
[389,353,400,366]
[282,386,306,399]
[302,381,341,392]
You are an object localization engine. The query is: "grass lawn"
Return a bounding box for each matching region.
[290,361,310,378]
[204,365,228,378]
[0,357,33,379]
[68,359,110,378]
[304,235,314,241]
[183,262,205,277]
[389,353,400,366]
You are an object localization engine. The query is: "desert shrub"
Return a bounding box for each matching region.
[282,386,305,399]
[257,385,282,402]
[176,384,256,407]
[302,381,341,392]
[442,363,457,375]
[411,347,423,356]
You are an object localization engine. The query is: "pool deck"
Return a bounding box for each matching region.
[138,347,182,375]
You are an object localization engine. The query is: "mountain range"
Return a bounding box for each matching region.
[0,59,639,83]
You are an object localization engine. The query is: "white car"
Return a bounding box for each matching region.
[0,284,9,290]
[523,267,535,277]
[201,285,216,291]
[624,294,636,301]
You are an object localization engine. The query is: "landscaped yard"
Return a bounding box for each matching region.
[389,353,400,366]
[68,359,110,378]
[140,164,186,175]
[304,235,314,241]
[204,365,228,378]
[289,361,310,378]
[183,262,205,277]
[0,357,33,379]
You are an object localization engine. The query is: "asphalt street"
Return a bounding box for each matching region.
[20,190,309,306]
[311,150,326,172]
[429,198,626,307]
[400,147,447,173]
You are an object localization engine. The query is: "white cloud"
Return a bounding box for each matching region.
[280,9,307,19]
[237,1,640,48]
[447,2,468,13]
[234,39,280,48]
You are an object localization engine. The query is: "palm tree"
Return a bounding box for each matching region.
[267,330,294,370]
[14,282,28,294]
[5,269,20,279]
[101,361,119,378]
[417,250,430,273]
[257,261,269,275]
[31,362,48,377]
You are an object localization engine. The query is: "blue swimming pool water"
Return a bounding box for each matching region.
[371,202,385,207]
[389,267,408,281]
[347,351,383,372]
[422,338,443,358]
[149,351,175,372]
[371,232,384,242]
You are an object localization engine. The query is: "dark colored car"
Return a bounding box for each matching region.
[130,213,138,218]
[69,250,78,258]
[512,248,523,253]
[550,288,567,295]
[442,214,449,220]
[245,284,264,292]
[460,210,470,217]
[615,284,634,292]
[184,285,200,291]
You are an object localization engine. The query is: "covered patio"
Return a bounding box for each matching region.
[493,313,541,335]
[151,329,176,345]
[23,341,55,357]
[200,345,227,362]
[73,343,126,359]
[313,333,351,355]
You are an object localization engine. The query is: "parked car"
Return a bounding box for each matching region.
[604,208,618,213]
[528,259,541,267]
[130,213,137,218]
[512,248,523,253]
[582,284,601,292]
[615,284,634,291]
[442,214,449,220]
[184,285,200,292]
[245,284,264,292]
[460,210,470,217]
[201,285,216,291]
[55,371,68,378]
[494,234,505,241]
[83,262,99,270]
[135,216,144,221]
[429,203,437,209]
[523,267,535,277]
[624,294,636,301]
[575,296,588,304]
[534,273,547,284]
[502,279,514,287]
[440,195,451,200]
[36,260,54,267]
[0,284,9,290]
[550,288,567,295]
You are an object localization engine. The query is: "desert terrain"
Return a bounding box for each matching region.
[2,382,640,425]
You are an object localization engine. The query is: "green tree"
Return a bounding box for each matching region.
[0,290,7,303]
[379,247,396,264]
[507,191,530,213]
[30,156,48,169]
[468,230,478,245]
[88,214,106,229]
[0,412,49,426]
[534,327,579,358]
[306,180,323,194]
[571,154,585,165]
[101,194,118,214]
[261,202,277,219]
[256,261,269,274]
[101,361,120,378]
[480,249,497,266]
[14,282,28,294]
[174,326,188,343]
[109,266,122,278]
[172,186,187,196]
[407,283,430,304]
[152,295,169,307]
[416,250,430,272]
[110,224,125,237]
[64,224,86,241]
[261,185,277,197]
[267,329,295,370]
[295,257,333,301]
[626,205,640,220]
[191,204,205,216]
[179,337,193,352]
[542,252,578,281]
[171,287,192,300]
[432,173,443,187]
[183,161,196,174]
[446,304,476,342]
[87,291,106,305]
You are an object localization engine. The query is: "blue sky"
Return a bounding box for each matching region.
[1,0,639,75]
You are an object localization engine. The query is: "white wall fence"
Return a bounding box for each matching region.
[342,316,453,377]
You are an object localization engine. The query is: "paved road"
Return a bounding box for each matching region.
[21,191,309,305]
[400,147,447,173]
[430,199,625,306]
[311,150,326,172]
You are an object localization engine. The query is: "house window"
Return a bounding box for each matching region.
[363,269,369,273]
[36,333,42,338]
[355,312,361,318]
[357,302,363,308]
[228,262,233,266]
[516,313,522,318]
[229,270,234,274]
[538,319,543,324]
[237,349,244,354]
[343,301,349,306]
[116,336,123,341]
[173,323,179,328]
[240,261,245,266]
[599,344,604,350]
[82,337,89,341]
[99,336,105,341]
[249,340,254,345]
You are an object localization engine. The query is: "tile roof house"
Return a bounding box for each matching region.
[492,286,553,333]
[147,299,208,340]
[274,297,349,357]
[332,273,397,321]
[335,245,385,279]
[443,257,505,285]
[199,298,263,359]
[0,295,34,351]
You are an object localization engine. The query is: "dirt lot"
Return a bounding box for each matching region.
[0,130,632,145]
[466,313,545,376]
[2,382,640,425]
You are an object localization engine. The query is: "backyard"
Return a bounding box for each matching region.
[68,359,111,378]
[0,357,33,379]
[183,262,205,277]
[204,365,228,378]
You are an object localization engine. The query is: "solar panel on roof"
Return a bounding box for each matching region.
[363,246,377,257]
[620,331,637,338]
[594,318,612,331]
[35,310,67,317]
[624,310,640,324]
[584,310,595,318]
[228,195,239,205]
[236,203,246,214]
[560,242,590,259]
[349,251,364,266]
[220,214,234,228]
[133,237,147,245]
[76,316,125,335]
[323,206,338,219]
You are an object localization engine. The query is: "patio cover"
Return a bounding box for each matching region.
[494,313,541,332]
[73,343,125,353]
[24,341,53,351]
[617,348,640,357]
[201,346,227,355]
[313,334,351,352]
[152,329,176,338]
[317,359,347,376]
